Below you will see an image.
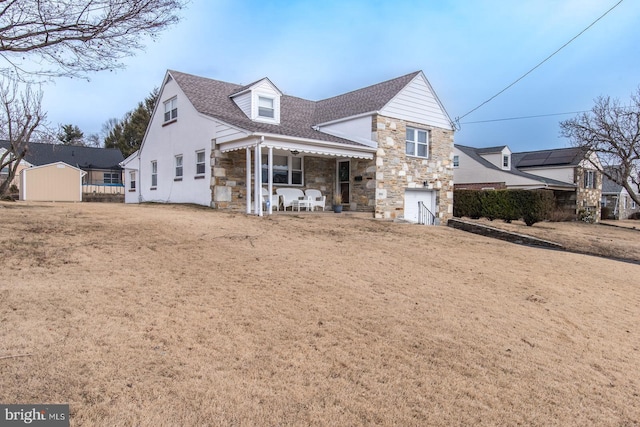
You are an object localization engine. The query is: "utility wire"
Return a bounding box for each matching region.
[455,0,624,128]
[460,110,590,125]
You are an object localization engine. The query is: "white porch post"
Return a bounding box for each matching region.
[254,143,262,216]
[246,147,251,214]
[268,146,273,215]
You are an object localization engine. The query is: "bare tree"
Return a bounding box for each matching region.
[0,78,46,196]
[560,89,640,206]
[0,0,187,80]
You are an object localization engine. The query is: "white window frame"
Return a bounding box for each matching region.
[632,199,637,209]
[503,155,510,168]
[196,150,205,176]
[584,170,595,189]
[175,155,183,178]
[453,155,459,168]
[261,154,304,186]
[151,161,157,188]
[164,97,178,122]
[129,171,136,190]
[258,96,275,119]
[405,127,429,158]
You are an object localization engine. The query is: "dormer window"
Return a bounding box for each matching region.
[502,154,510,169]
[258,96,275,119]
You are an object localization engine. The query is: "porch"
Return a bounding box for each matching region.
[212,135,377,216]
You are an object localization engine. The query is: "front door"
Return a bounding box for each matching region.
[338,160,350,204]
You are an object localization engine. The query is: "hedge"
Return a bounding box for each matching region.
[454,189,554,226]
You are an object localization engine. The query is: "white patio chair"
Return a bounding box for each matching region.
[305,189,326,211]
[261,188,280,211]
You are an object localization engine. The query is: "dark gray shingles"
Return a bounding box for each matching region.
[313,71,421,125]
[169,70,366,146]
[0,141,124,169]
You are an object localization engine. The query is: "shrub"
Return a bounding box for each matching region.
[453,190,483,219]
[600,206,612,220]
[453,189,554,226]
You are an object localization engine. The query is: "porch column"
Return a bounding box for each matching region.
[246,147,251,214]
[254,144,262,216]
[268,146,273,215]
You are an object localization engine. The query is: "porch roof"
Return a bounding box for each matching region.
[218,134,375,160]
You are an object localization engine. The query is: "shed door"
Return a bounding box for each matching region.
[404,189,436,223]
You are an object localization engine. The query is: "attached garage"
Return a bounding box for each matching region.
[404,188,437,224]
[20,162,86,202]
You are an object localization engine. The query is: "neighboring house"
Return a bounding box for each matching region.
[601,166,640,219]
[123,70,455,223]
[0,141,125,194]
[453,145,602,220]
[19,162,85,202]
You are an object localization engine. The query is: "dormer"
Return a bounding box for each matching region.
[477,145,512,170]
[230,78,282,125]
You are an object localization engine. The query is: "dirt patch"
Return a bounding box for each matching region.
[1,202,639,426]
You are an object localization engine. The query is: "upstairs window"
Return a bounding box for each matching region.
[584,170,595,189]
[164,97,178,122]
[196,150,206,175]
[503,155,510,168]
[175,155,183,178]
[405,127,429,158]
[453,155,459,168]
[258,96,275,119]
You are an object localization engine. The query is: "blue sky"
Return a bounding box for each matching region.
[41,0,640,152]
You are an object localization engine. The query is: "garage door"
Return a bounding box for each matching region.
[404,189,436,223]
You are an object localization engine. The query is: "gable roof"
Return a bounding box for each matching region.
[0,141,124,170]
[455,144,576,188]
[166,70,442,147]
[168,70,362,146]
[512,147,587,168]
[313,71,421,124]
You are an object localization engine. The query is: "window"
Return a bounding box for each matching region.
[258,96,274,119]
[129,171,136,190]
[453,155,459,168]
[196,150,205,175]
[103,172,120,184]
[261,154,303,185]
[584,170,595,189]
[175,155,183,178]
[151,161,157,187]
[632,199,637,209]
[405,127,429,158]
[503,155,510,168]
[164,97,177,122]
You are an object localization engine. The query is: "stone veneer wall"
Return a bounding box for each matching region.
[574,167,602,222]
[210,146,340,211]
[373,115,454,222]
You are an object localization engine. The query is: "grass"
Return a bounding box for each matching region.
[0,202,639,426]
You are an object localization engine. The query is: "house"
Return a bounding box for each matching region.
[123,70,455,223]
[0,141,125,194]
[453,145,602,220]
[601,166,640,219]
[19,161,85,202]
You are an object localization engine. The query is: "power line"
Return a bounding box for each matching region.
[455,0,624,127]
[460,110,590,125]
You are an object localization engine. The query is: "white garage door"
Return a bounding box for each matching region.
[404,189,436,223]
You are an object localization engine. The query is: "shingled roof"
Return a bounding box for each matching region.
[0,141,124,169]
[167,70,421,147]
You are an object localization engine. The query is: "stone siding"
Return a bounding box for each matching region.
[575,167,602,222]
[372,115,454,222]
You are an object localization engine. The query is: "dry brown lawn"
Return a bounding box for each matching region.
[0,201,639,426]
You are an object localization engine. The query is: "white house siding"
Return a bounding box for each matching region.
[453,149,542,188]
[215,123,249,144]
[518,166,574,184]
[231,92,252,118]
[136,77,215,206]
[250,80,281,123]
[320,115,374,145]
[380,73,452,130]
